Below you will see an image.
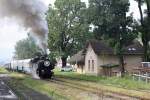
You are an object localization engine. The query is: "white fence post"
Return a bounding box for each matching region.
[138,72,141,81]
[132,73,150,83]
[146,72,148,83]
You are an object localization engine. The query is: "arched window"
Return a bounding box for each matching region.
[92,60,94,72]
[88,60,90,71]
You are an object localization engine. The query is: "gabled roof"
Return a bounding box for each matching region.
[85,39,114,55]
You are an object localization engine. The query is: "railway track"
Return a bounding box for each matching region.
[45,77,140,100]
[0,74,18,100]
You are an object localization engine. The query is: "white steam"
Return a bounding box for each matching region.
[0,0,48,54]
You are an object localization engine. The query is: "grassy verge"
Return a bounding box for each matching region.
[9,73,68,100]
[0,67,9,74]
[54,70,150,91]
[54,70,150,99]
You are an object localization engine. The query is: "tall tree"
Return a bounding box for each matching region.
[88,0,136,76]
[145,0,150,61]
[14,34,40,59]
[135,0,150,61]
[46,0,93,67]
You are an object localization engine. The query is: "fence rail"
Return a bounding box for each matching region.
[132,73,150,83]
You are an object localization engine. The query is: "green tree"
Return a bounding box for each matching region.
[46,0,93,67]
[88,0,136,76]
[14,34,40,59]
[135,0,150,61]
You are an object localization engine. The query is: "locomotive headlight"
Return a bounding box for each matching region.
[44,61,50,67]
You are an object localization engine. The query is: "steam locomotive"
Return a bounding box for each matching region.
[7,54,55,79]
[31,55,55,79]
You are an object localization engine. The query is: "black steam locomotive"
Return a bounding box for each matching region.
[31,55,55,79]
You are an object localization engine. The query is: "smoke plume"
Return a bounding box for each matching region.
[0,0,48,54]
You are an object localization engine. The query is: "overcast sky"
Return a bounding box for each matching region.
[0,0,146,62]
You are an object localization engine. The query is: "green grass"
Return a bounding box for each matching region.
[0,67,8,74]
[9,73,68,100]
[54,70,150,99]
[22,77,67,100]
[54,69,150,91]
[7,69,150,99]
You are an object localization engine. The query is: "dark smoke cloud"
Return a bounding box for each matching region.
[0,0,48,54]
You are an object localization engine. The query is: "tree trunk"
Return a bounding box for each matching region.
[142,36,149,61]
[119,55,125,77]
[145,0,150,61]
[61,56,67,68]
[144,44,148,61]
[146,0,150,17]
[137,0,149,61]
[118,38,125,77]
[138,0,144,25]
